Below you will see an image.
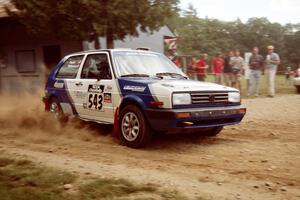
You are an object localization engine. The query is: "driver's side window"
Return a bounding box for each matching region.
[81,54,112,79]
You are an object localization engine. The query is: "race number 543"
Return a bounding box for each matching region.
[88,93,103,110]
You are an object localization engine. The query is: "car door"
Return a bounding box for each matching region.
[71,52,114,123]
[55,54,85,116]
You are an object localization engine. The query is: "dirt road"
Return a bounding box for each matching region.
[0,94,299,200]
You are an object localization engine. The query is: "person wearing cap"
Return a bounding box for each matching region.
[248,47,265,97]
[212,53,224,84]
[266,45,280,97]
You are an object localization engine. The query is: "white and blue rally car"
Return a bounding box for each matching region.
[43,49,246,148]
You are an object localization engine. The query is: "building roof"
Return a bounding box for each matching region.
[0,0,16,18]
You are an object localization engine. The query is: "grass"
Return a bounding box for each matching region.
[204,74,296,98]
[0,156,189,200]
[0,157,76,200]
[79,178,155,199]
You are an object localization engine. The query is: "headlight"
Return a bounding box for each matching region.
[173,93,191,105]
[228,92,240,103]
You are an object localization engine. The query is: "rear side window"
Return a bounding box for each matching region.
[56,55,84,78]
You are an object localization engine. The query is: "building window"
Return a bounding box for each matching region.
[15,50,36,73]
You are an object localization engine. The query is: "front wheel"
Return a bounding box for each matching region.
[119,105,152,148]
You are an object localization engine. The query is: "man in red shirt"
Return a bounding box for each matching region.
[212,53,224,84]
[196,53,208,81]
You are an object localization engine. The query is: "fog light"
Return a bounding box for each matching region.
[178,121,194,127]
[176,112,191,118]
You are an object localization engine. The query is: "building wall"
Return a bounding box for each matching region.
[83,26,176,53]
[0,23,82,93]
[1,24,175,93]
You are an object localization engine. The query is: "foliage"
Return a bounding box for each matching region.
[284,30,300,65]
[168,9,300,69]
[6,0,300,68]
[7,0,179,48]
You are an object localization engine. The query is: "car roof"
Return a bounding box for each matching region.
[68,48,159,56]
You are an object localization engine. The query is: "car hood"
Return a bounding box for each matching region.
[153,79,237,92]
[118,77,238,95]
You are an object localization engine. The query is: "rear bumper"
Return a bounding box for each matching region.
[145,106,246,131]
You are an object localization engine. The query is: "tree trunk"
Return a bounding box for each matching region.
[106,29,114,49]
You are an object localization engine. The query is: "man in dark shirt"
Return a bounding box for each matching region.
[248,47,265,97]
[223,51,234,86]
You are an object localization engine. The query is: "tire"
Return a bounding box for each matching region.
[203,126,223,137]
[49,98,68,124]
[119,105,152,148]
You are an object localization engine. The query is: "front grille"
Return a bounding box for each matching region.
[191,92,229,104]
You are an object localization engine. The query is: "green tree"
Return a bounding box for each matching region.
[7,0,179,48]
[167,10,299,70]
[284,30,300,67]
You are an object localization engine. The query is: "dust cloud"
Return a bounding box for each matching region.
[0,91,114,144]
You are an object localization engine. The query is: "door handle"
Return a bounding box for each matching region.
[75,82,83,86]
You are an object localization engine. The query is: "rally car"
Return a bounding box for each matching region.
[43,49,246,148]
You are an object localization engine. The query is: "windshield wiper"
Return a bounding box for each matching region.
[121,74,150,78]
[156,72,187,79]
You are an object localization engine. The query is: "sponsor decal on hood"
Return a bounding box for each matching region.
[123,85,146,92]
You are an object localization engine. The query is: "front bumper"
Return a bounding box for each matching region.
[145,106,246,132]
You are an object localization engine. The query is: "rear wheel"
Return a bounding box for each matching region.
[49,98,68,124]
[119,105,152,148]
[203,126,223,136]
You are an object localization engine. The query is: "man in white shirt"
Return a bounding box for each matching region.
[266,45,280,97]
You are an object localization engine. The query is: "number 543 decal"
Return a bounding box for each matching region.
[86,84,105,111]
[88,93,103,110]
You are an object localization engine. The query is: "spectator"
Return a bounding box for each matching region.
[196,53,209,81]
[212,53,224,84]
[173,56,182,68]
[248,47,264,97]
[187,57,197,80]
[223,51,234,86]
[266,45,280,97]
[244,52,252,95]
[230,50,244,91]
[296,66,300,77]
[284,66,293,85]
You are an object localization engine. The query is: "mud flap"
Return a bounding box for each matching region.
[112,107,119,137]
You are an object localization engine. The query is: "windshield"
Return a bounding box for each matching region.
[113,51,186,77]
